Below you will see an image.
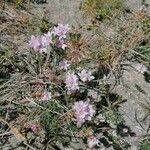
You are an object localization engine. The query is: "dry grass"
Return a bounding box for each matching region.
[0,0,150,149]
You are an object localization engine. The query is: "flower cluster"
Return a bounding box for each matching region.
[41,91,52,101]
[53,24,70,39]
[78,69,95,82]
[28,24,70,52]
[28,32,52,53]
[54,24,70,50]
[59,60,70,70]
[132,63,147,74]
[65,70,95,94]
[65,72,79,94]
[73,101,95,127]
[55,38,67,50]
[30,124,40,133]
[87,136,99,148]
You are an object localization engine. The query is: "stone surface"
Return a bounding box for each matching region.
[123,0,150,13]
[113,64,150,148]
[45,0,84,25]
[1,0,150,149]
[123,0,142,11]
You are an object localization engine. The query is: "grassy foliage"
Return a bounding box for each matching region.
[81,0,123,20]
[0,0,150,149]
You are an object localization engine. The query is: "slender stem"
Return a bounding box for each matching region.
[43,47,51,71]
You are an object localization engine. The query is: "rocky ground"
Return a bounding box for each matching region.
[0,0,150,149]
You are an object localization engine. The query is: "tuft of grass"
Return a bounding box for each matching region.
[81,0,123,21]
[66,32,90,64]
[1,0,150,149]
[104,108,124,126]
[139,138,150,150]
[39,18,54,33]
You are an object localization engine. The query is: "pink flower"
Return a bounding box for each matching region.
[41,91,52,101]
[30,124,40,133]
[41,33,52,47]
[87,136,99,148]
[28,32,53,53]
[65,72,79,94]
[140,5,147,12]
[73,101,95,127]
[39,47,47,53]
[78,70,95,82]
[56,38,67,49]
[132,63,147,74]
[41,36,49,47]
[53,24,70,39]
[28,35,41,51]
[59,60,70,70]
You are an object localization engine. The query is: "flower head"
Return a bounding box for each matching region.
[41,33,52,47]
[53,24,70,39]
[122,127,129,133]
[56,38,67,49]
[28,32,53,53]
[78,69,95,82]
[87,136,99,148]
[65,72,79,94]
[73,101,95,127]
[28,35,41,51]
[41,91,52,101]
[30,124,40,133]
[59,60,70,70]
[140,5,147,12]
[132,63,147,74]
[39,47,47,53]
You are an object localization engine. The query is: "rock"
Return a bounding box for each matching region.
[70,138,86,150]
[123,0,150,13]
[123,0,142,12]
[44,0,84,26]
[113,63,150,148]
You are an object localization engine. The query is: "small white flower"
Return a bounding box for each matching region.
[56,38,67,50]
[39,48,47,53]
[59,60,70,70]
[87,136,99,148]
[132,63,147,74]
[41,91,52,101]
[140,5,147,12]
[122,128,128,133]
[78,70,95,82]
[41,32,53,49]
[53,23,70,39]
[28,35,41,51]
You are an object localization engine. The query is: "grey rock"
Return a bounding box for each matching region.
[123,0,142,11]
[123,0,150,13]
[112,64,150,148]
